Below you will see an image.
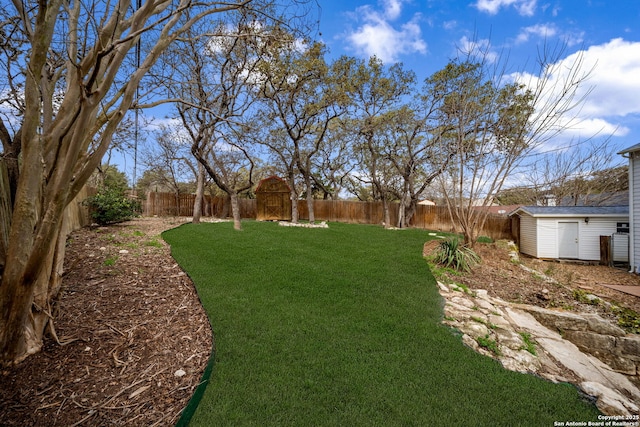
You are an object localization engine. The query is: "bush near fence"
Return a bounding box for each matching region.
[144,192,513,241]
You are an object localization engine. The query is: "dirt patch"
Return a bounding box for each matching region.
[0,217,211,426]
[426,239,640,331]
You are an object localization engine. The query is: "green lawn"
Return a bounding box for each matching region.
[163,221,599,426]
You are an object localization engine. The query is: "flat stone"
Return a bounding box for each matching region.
[494,327,525,350]
[580,381,639,416]
[617,336,640,357]
[562,330,616,355]
[462,334,479,351]
[450,296,476,309]
[437,282,450,293]
[487,313,511,329]
[459,322,490,338]
[473,298,497,313]
[474,289,489,299]
[583,313,627,336]
[536,336,640,403]
[604,355,637,376]
[518,305,589,332]
[504,308,560,340]
[439,282,640,416]
[444,301,475,317]
[499,347,540,373]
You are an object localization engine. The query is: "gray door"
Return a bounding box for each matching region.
[558,222,579,258]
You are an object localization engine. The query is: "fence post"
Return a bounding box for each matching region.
[600,235,611,266]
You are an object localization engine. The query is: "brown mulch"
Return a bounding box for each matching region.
[0,217,211,427]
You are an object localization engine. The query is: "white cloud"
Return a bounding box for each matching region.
[457,36,498,64]
[475,0,537,17]
[509,38,640,142]
[382,0,403,20]
[344,2,427,64]
[559,39,640,119]
[514,23,583,47]
[443,20,457,31]
[515,24,557,44]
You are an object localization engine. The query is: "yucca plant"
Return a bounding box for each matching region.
[432,237,480,272]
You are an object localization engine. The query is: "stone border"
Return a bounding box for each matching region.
[278,221,329,228]
[439,281,640,415]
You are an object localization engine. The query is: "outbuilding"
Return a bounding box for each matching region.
[509,206,629,261]
[255,176,292,221]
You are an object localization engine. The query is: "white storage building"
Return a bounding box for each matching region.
[509,206,629,261]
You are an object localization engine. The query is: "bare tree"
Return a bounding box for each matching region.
[163,16,269,230]
[0,0,312,365]
[434,41,591,246]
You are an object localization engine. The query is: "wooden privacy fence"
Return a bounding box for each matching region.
[144,192,513,240]
[144,192,257,218]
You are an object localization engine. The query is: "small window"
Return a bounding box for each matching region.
[617,222,629,233]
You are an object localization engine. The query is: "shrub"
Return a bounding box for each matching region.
[614,307,640,334]
[85,187,141,225]
[432,237,480,272]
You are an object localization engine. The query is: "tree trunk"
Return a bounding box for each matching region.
[305,174,314,224]
[0,188,69,364]
[397,194,407,228]
[291,189,299,223]
[192,165,205,224]
[288,174,298,223]
[230,192,242,231]
[382,198,391,229]
[404,198,418,228]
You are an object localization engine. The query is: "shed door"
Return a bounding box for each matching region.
[558,222,579,258]
[265,194,283,220]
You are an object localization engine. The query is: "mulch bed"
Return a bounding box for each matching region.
[0,218,212,426]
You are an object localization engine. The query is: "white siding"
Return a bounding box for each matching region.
[517,213,629,261]
[633,154,640,271]
[519,214,538,257]
[537,218,558,258]
[613,233,629,262]
[579,217,627,261]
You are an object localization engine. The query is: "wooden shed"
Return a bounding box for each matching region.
[509,206,629,261]
[256,176,292,221]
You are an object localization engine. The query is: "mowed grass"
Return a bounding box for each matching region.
[163,221,599,426]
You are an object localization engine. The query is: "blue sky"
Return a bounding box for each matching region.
[118,0,640,183]
[315,0,640,158]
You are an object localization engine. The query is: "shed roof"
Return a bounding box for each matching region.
[255,175,290,193]
[509,205,629,218]
[618,142,640,155]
